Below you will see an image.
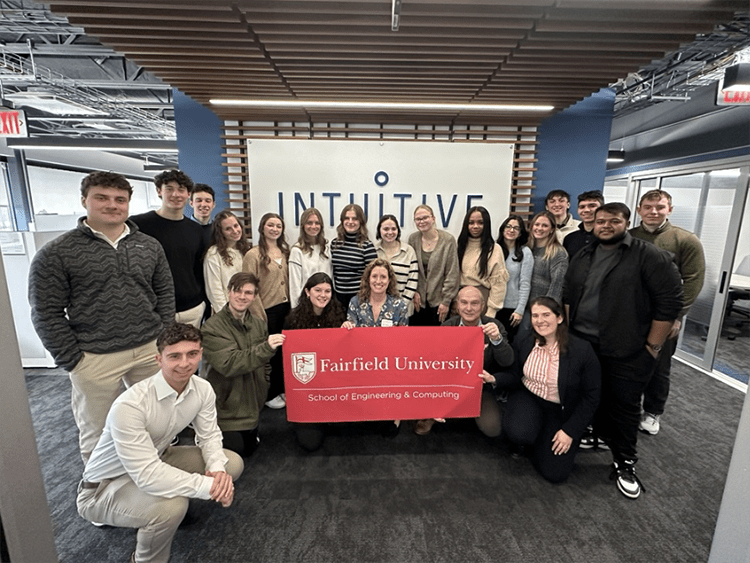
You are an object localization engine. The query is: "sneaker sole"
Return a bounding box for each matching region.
[616,480,641,499]
[638,425,659,435]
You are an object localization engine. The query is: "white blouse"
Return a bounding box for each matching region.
[203,245,244,314]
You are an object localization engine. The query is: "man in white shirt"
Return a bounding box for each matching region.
[76,323,243,563]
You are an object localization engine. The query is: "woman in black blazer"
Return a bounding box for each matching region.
[503,296,601,483]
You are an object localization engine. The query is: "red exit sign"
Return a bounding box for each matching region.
[718,90,750,105]
[0,109,27,137]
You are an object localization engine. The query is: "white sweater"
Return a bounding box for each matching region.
[203,245,244,314]
[288,244,333,308]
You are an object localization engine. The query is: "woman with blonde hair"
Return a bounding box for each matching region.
[203,209,252,314]
[527,210,568,305]
[243,212,291,410]
[288,207,333,308]
[330,203,377,309]
[407,204,460,326]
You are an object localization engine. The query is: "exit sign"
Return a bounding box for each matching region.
[0,109,27,137]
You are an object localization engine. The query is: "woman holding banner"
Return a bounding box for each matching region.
[203,210,252,315]
[289,207,333,309]
[343,258,409,329]
[343,258,408,436]
[503,296,600,483]
[457,206,508,318]
[243,212,291,410]
[375,214,419,316]
[285,272,346,451]
[407,204,460,326]
[330,203,378,310]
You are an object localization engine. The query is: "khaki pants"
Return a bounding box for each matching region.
[69,340,160,463]
[77,447,243,563]
[175,302,206,329]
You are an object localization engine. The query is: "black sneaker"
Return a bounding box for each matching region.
[579,433,610,451]
[610,460,645,499]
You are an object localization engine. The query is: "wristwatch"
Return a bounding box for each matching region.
[646,342,663,353]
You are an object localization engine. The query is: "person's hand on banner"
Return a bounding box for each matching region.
[268,334,286,349]
[478,370,496,384]
[481,322,501,342]
[341,321,355,330]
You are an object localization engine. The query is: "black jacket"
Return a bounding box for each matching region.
[563,233,683,358]
[513,333,601,440]
[441,315,514,373]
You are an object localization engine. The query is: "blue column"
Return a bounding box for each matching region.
[172,89,226,213]
[535,88,615,214]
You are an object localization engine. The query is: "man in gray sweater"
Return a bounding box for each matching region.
[28,171,175,462]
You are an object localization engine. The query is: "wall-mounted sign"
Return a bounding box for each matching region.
[246,139,514,241]
[0,109,27,137]
[716,78,750,106]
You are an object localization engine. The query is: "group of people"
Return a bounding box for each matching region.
[27,170,705,562]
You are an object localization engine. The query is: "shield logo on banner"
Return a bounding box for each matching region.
[291,352,317,384]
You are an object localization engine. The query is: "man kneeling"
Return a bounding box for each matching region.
[76,323,243,563]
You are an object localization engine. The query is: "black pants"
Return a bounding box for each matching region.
[266,301,290,400]
[504,388,579,483]
[495,307,521,343]
[409,303,440,326]
[335,292,356,313]
[594,347,656,465]
[222,427,259,458]
[642,334,677,416]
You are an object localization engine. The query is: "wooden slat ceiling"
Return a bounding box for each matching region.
[48,0,747,126]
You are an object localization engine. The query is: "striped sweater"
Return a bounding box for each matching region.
[330,233,377,295]
[375,241,419,315]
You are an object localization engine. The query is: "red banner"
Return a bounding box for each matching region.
[282,326,484,423]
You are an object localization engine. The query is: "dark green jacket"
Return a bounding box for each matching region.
[202,305,275,431]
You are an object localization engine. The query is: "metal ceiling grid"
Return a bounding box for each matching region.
[47,0,749,127]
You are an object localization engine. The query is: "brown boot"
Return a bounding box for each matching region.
[414,419,436,435]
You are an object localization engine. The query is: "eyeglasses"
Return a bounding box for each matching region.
[414,215,433,223]
[504,225,521,232]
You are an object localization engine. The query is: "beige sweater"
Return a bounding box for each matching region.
[242,247,289,321]
[407,229,460,308]
[460,238,509,316]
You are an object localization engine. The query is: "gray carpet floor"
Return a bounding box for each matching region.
[25,360,745,563]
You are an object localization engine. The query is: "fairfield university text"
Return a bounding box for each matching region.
[318,355,477,374]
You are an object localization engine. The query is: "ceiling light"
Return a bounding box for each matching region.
[210,99,555,112]
[6,138,178,152]
[606,149,625,163]
[722,63,750,91]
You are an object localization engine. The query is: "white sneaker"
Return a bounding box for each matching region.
[639,412,660,435]
[265,395,286,409]
[610,461,644,499]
